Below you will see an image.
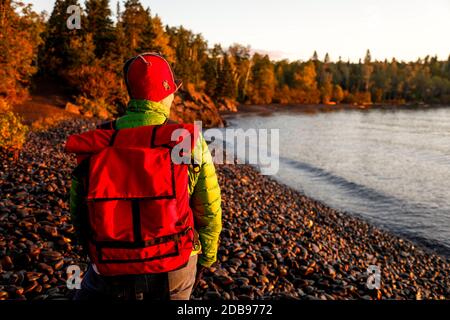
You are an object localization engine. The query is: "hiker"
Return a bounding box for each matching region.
[66,53,222,300]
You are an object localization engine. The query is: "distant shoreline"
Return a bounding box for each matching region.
[221,103,450,118]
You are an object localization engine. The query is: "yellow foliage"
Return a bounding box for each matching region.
[75,96,113,120]
[345,91,372,105]
[0,1,43,104]
[0,99,29,150]
[64,60,128,112]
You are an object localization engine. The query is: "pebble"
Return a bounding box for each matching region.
[1,119,450,301]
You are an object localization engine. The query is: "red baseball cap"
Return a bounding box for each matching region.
[123,53,182,102]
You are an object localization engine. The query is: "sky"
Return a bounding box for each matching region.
[24,0,450,62]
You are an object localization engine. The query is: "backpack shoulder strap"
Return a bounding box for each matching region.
[71,157,92,250]
[164,118,178,125]
[97,120,117,130]
[72,157,90,193]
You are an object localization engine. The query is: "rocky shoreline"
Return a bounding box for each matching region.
[1,119,449,300]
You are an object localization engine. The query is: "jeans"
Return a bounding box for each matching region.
[74,254,197,301]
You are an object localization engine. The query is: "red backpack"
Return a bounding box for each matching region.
[65,123,198,276]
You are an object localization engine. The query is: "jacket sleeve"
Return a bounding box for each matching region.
[188,133,222,267]
[69,161,90,247]
[69,174,85,242]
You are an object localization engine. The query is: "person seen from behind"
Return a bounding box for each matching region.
[65,53,222,300]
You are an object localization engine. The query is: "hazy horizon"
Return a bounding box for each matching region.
[23,0,450,63]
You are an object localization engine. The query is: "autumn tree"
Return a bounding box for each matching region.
[320,73,333,104]
[18,0,450,115]
[228,44,252,102]
[247,53,275,104]
[318,53,333,104]
[332,85,344,103]
[291,61,320,104]
[0,0,44,103]
[0,1,38,149]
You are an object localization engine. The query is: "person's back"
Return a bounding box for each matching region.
[67,53,222,300]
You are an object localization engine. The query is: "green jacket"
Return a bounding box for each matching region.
[69,99,222,267]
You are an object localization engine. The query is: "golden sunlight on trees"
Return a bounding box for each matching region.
[332,85,345,104]
[0,98,28,150]
[247,54,275,104]
[1,0,450,128]
[0,0,43,104]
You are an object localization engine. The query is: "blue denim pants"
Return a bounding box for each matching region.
[74,255,197,300]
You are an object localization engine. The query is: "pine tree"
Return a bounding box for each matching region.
[167,26,208,86]
[202,44,224,98]
[362,49,373,92]
[85,0,115,58]
[120,0,149,55]
[39,0,85,77]
[444,55,450,81]
[312,50,319,62]
[21,0,450,109]
[138,8,156,53]
[217,54,236,99]
[203,58,218,97]
[151,15,174,61]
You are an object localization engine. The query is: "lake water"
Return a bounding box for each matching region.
[223,106,450,257]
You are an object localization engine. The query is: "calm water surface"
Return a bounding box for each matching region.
[224,107,450,257]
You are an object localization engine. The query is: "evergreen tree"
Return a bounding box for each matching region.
[324,53,331,64]
[216,54,236,99]
[203,45,223,97]
[148,15,175,63]
[167,26,207,86]
[362,49,373,93]
[312,50,319,62]
[120,0,149,56]
[39,0,84,77]
[446,55,450,78]
[85,0,115,58]
[14,0,450,110]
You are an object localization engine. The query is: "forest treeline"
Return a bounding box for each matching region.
[2,0,450,124]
